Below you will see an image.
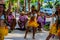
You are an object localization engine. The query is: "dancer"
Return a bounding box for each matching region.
[46,4,60,40]
[0,4,8,40]
[24,5,39,39]
[0,19,8,40]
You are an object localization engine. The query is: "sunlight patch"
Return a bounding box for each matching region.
[4,39,13,40]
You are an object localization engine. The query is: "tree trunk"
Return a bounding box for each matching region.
[7,0,11,15]
[17,0,20,12]
[38,0,40,12]
[24,0,26,12]
[28,0,30,12]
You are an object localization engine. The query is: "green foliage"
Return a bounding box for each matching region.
[5,0,60,11]
[5,0,18,11]
[5,0,9,11]
[47,1,53,8]
[44,24,50,31]
[41,1,59,8]
[40,0,44,3]
[54,1,60,7]
[20,0,24,5]
[31,0,38,3]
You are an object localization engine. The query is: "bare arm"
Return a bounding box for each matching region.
[46,14,56,18]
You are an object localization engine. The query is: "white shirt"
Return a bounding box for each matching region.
[31,13,37,17]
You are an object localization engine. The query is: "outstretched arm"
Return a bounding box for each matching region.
[46,14,56,18]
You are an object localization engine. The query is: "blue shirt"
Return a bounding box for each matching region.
[0,15,5,19]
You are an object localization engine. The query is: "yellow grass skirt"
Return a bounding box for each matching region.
[50,23,60,36]
[0,26,8,36]
[57,29,60,36]
[0,26,8,40]
[27,19,39,28]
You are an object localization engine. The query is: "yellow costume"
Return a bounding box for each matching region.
[0,26,8,40]
[57,29,60,36]
[28,17,39,27]
[50,23,60,36]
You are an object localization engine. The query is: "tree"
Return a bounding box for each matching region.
[28,0,31,12]
[24,0,26,12]
[20,0,24,5]
[38,0,44,11]
[38,0,40,11]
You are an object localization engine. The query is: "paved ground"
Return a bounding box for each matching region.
[4,13,59,40]
[4,30,49,40]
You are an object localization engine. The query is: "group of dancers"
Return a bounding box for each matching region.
[0,3,60,40]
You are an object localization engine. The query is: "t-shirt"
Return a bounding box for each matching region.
[19,15,28,22]
[37,16,44,23]
[8,14,14,22]
[37,16,46,24]
[24,15,28,20]
[0,15,5,19]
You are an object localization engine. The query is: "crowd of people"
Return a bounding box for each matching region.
[0,3,60,40]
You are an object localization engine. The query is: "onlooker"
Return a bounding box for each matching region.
[18,11,28,30]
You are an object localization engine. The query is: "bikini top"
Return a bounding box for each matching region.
[31,13,37,17]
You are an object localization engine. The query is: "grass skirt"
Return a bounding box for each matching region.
[27,18,39,27]
[0,26,8,36]
[50,23,60,37]
[0,26,8,40]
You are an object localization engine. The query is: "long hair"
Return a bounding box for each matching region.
[0,4,6,19]
[55,11,60,30]
[0,4,8,25]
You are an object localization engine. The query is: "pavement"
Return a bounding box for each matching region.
[4,30,49,40]
[4,13,59,40]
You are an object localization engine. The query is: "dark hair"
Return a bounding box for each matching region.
[55,11,58,15]
[31,5,35,9]
[56,16,60,30]
[31,5,35,12]
[40,11,44,13]
[55,4,60,30]
[55,3,60,30]
[0,4,5,8]
[0,4,5,15]
[56,4,60,8]
[55,4,60,15]
[0,4,7,25]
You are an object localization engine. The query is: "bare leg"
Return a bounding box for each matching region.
[33,27,36,39]
[46,33,52,40]
[0,34,4,40]
[59,37,60,40]
[24,27,30,39]
[18,21,22,29]
[10,19,16,30]
[38,24,42,31]
[38,22,42,31]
